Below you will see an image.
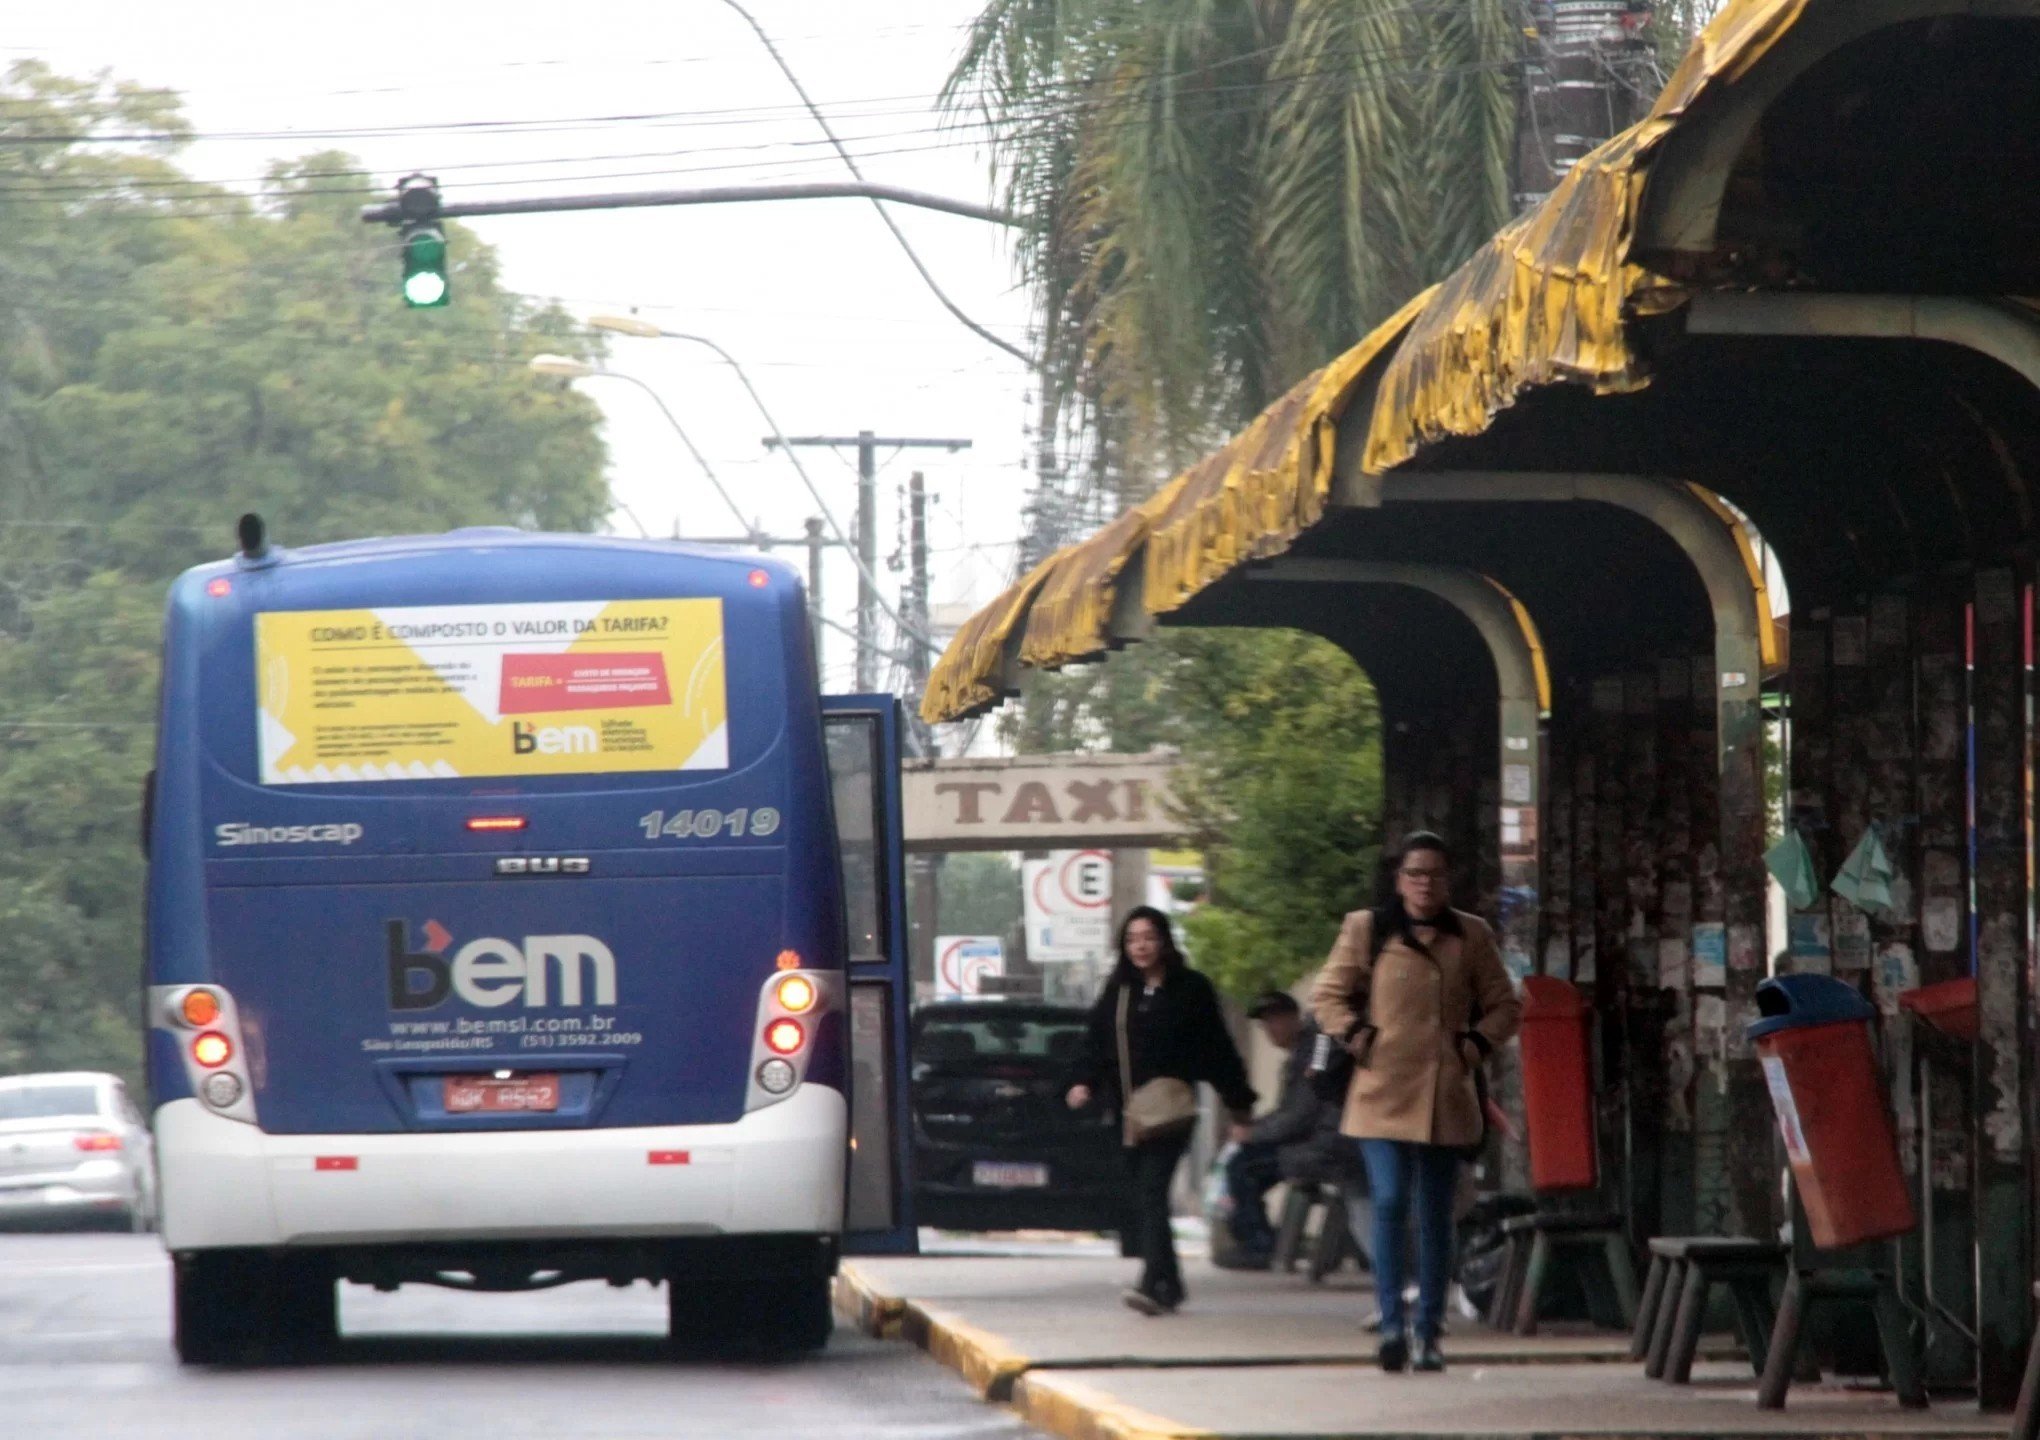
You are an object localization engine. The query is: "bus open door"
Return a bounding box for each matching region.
[821,695,918,1256]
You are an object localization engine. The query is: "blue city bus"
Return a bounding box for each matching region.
[143,522,914,1364]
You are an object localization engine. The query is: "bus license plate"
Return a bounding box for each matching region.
[444,1074,560,1113]
[972,1161,1048,1189]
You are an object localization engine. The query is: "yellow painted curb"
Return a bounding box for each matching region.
[902,1299,1034,1400]
[831,1263,906,1339]
[1012,1372,1218,1440]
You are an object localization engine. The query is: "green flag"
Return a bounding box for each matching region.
[1830,825,1895,917]
[1765,829,1820,911]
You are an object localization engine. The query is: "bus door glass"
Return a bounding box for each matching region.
[821,695,917,1255]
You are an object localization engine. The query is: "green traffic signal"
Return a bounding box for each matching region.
[401,225,449,308]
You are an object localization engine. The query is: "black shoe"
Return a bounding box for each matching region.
[1378,1334,1409,1372]
[1412,1339,1445,1373]
[1122,1283,1181,1316]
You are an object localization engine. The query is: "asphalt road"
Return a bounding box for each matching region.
[0,1231,1038,1440]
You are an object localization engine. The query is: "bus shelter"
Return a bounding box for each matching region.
[923,0,2040,1404]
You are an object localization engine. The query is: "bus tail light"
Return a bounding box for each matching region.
[74,1133,122,1152]
[192,1032,233,1068]
[763,1019,805,1056]
[746,966,834,1112]
[153,978,258,1123]
[774,974,816,1014]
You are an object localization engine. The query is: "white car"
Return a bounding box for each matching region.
[0,1072,156,1230]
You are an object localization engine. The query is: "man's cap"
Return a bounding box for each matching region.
[1246,989,1301,1019]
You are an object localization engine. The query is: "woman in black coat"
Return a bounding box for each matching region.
[1066,906,1255,1314]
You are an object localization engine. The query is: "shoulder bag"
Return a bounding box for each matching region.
[1115,983,1198,1145]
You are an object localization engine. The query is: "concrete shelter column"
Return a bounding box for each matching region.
[1347,471,1775,1237]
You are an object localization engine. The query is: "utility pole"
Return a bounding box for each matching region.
[805,516,827,664]
[678,522,837,664]
[1514,3,1655,211]
[764,432,970,693]
[905,471,936,755]
[906,472,932,695]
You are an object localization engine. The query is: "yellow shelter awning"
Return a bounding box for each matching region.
[922,0,1820,724]
[1362,0,1811,473]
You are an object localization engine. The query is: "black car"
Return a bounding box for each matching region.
[910,1001,1125,1233]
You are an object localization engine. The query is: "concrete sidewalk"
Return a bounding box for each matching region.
[835,1251,2002,1440]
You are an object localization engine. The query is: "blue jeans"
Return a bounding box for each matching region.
[1357,1139,1460,1342]
[1225,1142,1283,1249]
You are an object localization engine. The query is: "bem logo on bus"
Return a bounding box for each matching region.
[385,920,618,1011]
[215,822,364,847]
[512,721,598,755]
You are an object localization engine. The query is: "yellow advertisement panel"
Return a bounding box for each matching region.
[255,599,727,783]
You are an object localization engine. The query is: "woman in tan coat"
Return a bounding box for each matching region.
[1312,832,1520,1374]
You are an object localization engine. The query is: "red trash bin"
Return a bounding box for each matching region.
[1747,974,1916,1249]
[1518,975,1597,1192]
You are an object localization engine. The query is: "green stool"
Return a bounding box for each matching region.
[1506,1211,1640,1336]
[1756,1265,1925,1410]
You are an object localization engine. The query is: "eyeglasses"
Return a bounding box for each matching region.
[1399,867,1448,882]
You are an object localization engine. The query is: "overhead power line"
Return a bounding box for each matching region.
[713,0,1029,367]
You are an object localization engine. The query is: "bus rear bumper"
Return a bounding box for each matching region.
[154,1087,846,1251]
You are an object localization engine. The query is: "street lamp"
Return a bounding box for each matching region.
[582,316,901,620]
[526,354,749,540]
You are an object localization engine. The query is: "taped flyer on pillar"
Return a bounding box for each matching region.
[255,598,728,783]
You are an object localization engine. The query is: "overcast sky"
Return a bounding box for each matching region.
[18,1,1035,694]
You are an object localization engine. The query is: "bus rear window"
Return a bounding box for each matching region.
[254,598,729,785]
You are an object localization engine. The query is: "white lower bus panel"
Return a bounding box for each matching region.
[154,1084,847,1251]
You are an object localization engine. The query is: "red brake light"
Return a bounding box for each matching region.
[205,577,233,598]
[764,1018,805,1055]
[73,1133,122,1152]
[466,816,527,832]
[192,1031,233,1068]
[747,568,770,588]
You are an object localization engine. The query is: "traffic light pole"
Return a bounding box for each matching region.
[362,181,1015,229]
[763,433,969,692]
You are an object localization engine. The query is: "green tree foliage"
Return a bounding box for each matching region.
[950,6,1730,997]
[1003,629,1380,996]
[0,64,610,1084]
[935,852,1025,958]
[945,0,1522,482]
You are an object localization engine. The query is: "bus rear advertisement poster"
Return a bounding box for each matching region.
[255,596,728,783]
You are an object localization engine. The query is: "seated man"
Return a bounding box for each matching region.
[1224,990,1362,1265]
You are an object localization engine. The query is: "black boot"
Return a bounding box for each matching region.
[1378,1333,1409,1372]
[1412,1337,1445,1373]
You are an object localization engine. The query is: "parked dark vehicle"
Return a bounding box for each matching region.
[911,1002,1125,1233]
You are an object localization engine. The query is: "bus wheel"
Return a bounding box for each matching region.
[273,1254,339,1357]
[174,1251,336,1364]
[665,1273,723,1354]
[666,1240,832,1357]
[779,1269,833,1355]
[750,1238,833,1356]
[173,1251,261,1365]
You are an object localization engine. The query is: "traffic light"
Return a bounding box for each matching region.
[396,174,448,308]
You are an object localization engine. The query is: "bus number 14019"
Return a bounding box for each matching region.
[638,807,781,841]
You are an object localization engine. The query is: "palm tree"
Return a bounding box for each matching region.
[944,0,1523,493]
